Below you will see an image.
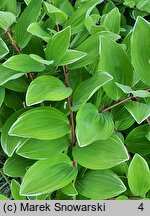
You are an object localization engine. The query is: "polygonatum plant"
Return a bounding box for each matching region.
[0,0,150,200]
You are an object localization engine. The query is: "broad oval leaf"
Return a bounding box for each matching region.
[0,38,9,59]
[45,26,71,65]
[3,154,34,177]
[73,71,113,111]
[76,170,126,199]
[9,106,70,140]
[26,75,72,106]
[16,136,70,160]
[128,154,150,196]
[76,103,114,147]
[3,54,45,72]
[1,109,26,157]
[131,17,150,85]
[73,134,129,169]
[125,125,150,155]
[14,0,43,48]
[125,101,150,124]
[98,36,133,100]
[0,11,16,30]
[20,155,78,196]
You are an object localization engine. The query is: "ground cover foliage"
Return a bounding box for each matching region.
[0,0,150,200]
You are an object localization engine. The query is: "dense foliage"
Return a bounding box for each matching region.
[0,0,150,200]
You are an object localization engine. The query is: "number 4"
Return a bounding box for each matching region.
[138,203,144,211]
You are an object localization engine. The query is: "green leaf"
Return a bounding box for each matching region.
[73,71,113,111]
[125,125,150,155]
[128,154,150,196]
[0,65,23,86]
[3,54,45,72]
[20,155,78,196]
[3,154,34,177]
[125,101,150,124]
[98,37,133,100]
[14,0,43,48]
[76,170,126,199]
[102,8,121,34]
[0,11,16,30]
[58,49,87,66]
[26,75,72,106]
[3,76,28,93]
[65,0,103,34]
[0,87,5,107]
[44,2,68,25]
[0,0,7,9]
[61,182,78,196]
[76,103,114,147]
[131,17,150,85]
[27,22,51,43]
[45,26,71,65]
[73,134,129,169]
[11,180,26,200]
[16,136,69,160]
[1,109,26,157]
[70,31,120,69]
[0,38,9,59]
[0,195,9,200]
[29,54,54,65]
[112,105,135,131]
[9,107,70,140]
[115,82,150,98]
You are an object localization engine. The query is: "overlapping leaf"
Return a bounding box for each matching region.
[76,103,114,147]
[26,75,72,106]
[73,134,129,169]
[131,17,150,85]
[20,155,78,196]
[128,154,150,196]
[3,54,45,72]
[125,101,150,124]
[73,71,113,111]
[16,136,70,160]
[98,37,133,100]
[9,107,70,140]
[14,0,42,48]
[76,170,126,199]
[1,109,26,157]
[45,26,71,65]
[125,125,150,155]
[0,11,16,30]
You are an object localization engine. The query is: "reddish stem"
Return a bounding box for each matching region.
[6,30,34,81]
[63,66,76,147]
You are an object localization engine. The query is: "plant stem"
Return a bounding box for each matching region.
[7,30,22,54]
[63,66,76,147]
[56,24,76,148]
[6,30,34,81]
[99,95,133,113]
[99,88,150,113]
